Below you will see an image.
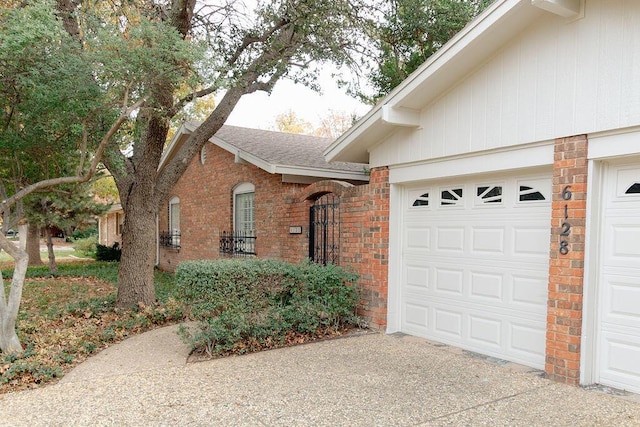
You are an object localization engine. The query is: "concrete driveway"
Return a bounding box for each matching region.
[1,325,639,426]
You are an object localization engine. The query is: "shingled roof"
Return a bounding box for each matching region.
[160,122,369,183]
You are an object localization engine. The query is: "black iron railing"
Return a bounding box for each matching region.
[219,230,256,257]
[159,231,181,249]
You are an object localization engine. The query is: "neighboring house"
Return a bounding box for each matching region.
[98,203,123,247]
[325,0,640,392]
[156,123,393,324]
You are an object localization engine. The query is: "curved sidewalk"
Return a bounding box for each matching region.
[1,325,640,426]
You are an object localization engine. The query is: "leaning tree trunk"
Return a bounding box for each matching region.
[116,186,158,309]
[45,227,58,274]
[0,223,28,354]
[26,223,43,266]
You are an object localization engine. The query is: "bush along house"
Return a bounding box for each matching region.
[157,122,394,327]
[323,0,640,393]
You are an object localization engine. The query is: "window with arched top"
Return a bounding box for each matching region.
[223,183,255,256]
[161,196,180,248]
[233,183,255,235]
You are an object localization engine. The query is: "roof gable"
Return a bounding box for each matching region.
[324,0,585,163]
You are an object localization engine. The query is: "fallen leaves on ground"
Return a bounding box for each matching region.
[1,276,183,394]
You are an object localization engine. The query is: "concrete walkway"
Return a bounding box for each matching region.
[1,324,640,426]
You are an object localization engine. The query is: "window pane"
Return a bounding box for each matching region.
[170,202,180,232]
[235,192,255,233]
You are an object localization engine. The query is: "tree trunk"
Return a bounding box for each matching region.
[45,227,58,274]
[116,190,157,308]
[0,224,28,354]
[26,223,43,266]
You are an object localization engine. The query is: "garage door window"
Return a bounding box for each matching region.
[412,193,430,207]
[440,188,463,206]
[518,185,546,202]
[626,182,640,194]
[476,186,503,204]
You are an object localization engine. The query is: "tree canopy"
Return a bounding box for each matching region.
[358,0,493,102]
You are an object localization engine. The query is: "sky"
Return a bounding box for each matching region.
[225,69,372,131]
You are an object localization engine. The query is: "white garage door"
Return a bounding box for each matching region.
[597,161,640,393]
[401,172,551,368]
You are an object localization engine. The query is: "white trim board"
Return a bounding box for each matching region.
[588,128,640,160]
[389,142,553,184]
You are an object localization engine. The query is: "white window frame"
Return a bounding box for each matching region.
[233,183,255,235]
[169,196,180,247]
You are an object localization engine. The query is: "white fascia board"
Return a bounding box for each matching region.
[275,165,370,182]
[389,141,554,184]
[324,108,384,163]
[531,0,582,18]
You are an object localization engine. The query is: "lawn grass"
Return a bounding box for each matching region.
[0,249,83,263]
[0,261,184,393]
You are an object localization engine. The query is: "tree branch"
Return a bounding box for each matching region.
[169,86,217,117]
[0,98,145,214]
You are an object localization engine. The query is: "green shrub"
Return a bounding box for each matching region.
[73,235,98,258]
[72,226,98,240]
[175,259,360,356]
[96,242,121,261]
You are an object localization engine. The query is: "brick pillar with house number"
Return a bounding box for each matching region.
[546,135,588,385]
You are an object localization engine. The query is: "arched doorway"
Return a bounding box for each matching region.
[309,193,340,265]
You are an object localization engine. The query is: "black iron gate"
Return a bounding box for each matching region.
[309,193,340,265]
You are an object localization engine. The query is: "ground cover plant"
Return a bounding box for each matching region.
[175,259,363,358]
[0,261,183,393]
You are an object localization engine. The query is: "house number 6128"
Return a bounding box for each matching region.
[560,185,572,255]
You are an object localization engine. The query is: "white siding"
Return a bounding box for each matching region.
[371,0,640,168]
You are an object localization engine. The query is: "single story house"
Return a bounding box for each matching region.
[156,123,371,271]
[100,123,392,326]
[325,0,640,392]
[98,203,123,247]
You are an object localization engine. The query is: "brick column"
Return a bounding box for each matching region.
[546,135,588,385]
[341,167,390,329]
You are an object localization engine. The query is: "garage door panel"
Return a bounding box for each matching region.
[436,227,465,252]
[469,315,502,347]
[400,297,546,367]
[509,322,546,358]
[597,160,640,393]
[511,274,548,308]
[404,303,429,329]
[405,226,431,249]
[470,272,504,300]
[609,223,640,260]
[512,227,550,256]
[471,227,505,253]
[434,268,464,295]
[601,277,640,327]
[405,265,429,289]
[599,332,640,393]
[401,172,551,369]
[434,308,463,337]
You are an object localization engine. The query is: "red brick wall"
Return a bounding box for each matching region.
[158,143,306,271]
[546,135,588,385]
[286,168,390,329]
[159,152,391,329]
